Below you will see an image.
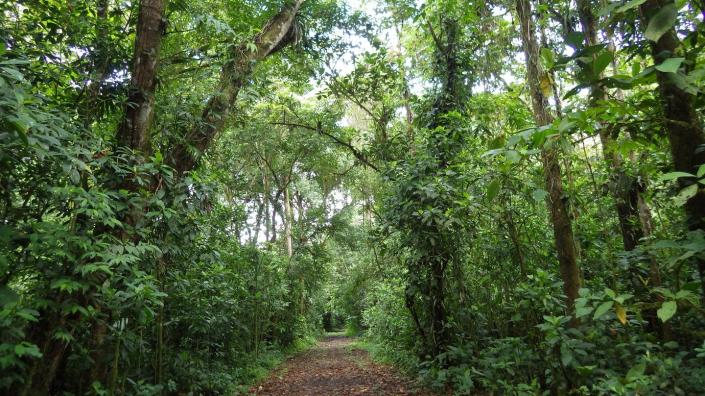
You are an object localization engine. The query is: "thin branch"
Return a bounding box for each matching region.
[271,121,380,172]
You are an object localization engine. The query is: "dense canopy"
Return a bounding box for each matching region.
[2,0,705,394]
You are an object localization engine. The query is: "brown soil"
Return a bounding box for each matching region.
[250,335,434,396]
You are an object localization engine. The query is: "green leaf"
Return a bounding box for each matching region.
[560,344,573,367]
[505,150,521,163]
[575,306,592,318]
[593,51,614,76]
[697,164,705,178]
[593,301,614,320]
[657,300,677,322]
[655,57,684,73]
[16,308,39,322]
[486,179,501,201]
[616,0,648,13]
[645,4,678,42]
[659,171,695,181]
[540,47,555,69]
[532,189,548,202]
[0,285,19,306]
[626,362,646,382]
[674,184,698,206]
[14,342,42,358]
[565,31,585,49]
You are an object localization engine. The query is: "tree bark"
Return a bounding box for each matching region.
[641,0,705,298]
[515,0,581,314]
[284,186,294,258]
[169,0,304,174]
[116,0,167,154]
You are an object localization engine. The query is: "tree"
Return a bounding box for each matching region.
[515,0,581,314]
[640,0,705,298]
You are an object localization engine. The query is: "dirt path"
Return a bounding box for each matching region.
[251,335,433,396]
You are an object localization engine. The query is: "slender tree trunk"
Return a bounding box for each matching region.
[263,171,271,243]
[577,0,645,251]
[641,0,705,298]
[506,204,527,277]
[393,23,414,144]
[515,0,581,314]
[284,187,294,258]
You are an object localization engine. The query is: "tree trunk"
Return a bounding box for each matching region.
[116,0,167,154]
[576,0,645,251]
[515,0,581,313]
[641,0,705,298]
[284,187,294,258]
[169,0,304,174]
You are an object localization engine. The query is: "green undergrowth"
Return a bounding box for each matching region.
[349,338,420,376]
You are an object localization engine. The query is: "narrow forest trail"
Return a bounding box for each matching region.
[251,335,434,396]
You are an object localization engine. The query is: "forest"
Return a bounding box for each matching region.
[2,0,705,394]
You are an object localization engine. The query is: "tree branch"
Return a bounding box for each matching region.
[271,121,380,172]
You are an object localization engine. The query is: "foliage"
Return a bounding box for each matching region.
[3,0,705,394]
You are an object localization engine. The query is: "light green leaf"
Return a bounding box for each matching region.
[532,189,548,202]
[616,0,648,13]
[660,171,695,181]
[697,164,705,178]
[540,47,555,69]
[626,362,646,382]
[593,301,614,320]
[575,306,592,318]
[593,51,614,76]
[657,300,677,322]
[14,342,42,358]
[674,184,698,206]
[505,150,521,163]
[655,57,684,73]
[645,4,678,42]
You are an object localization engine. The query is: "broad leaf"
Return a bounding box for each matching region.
[655,57,684,73]
[645,4,678,42]
[659,171,695,181]
[532,189,548,202]
[657,300,677,322]
[593,301,613,319]
[626,363,646,382]
[486,179,501,201]
[593,51,614,76]
[0,285,19,306]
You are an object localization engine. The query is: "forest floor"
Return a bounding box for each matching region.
[250,334,434,395]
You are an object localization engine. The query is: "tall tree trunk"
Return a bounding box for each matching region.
[515,0,581,314]
[414,16,462,357]
[284,186,294,258]
[576,0,644,251]
[263,170,271,243]
[641,0,705,298]
[169,0,304,174]
[93,0,168,387]
[116,0,167,154]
